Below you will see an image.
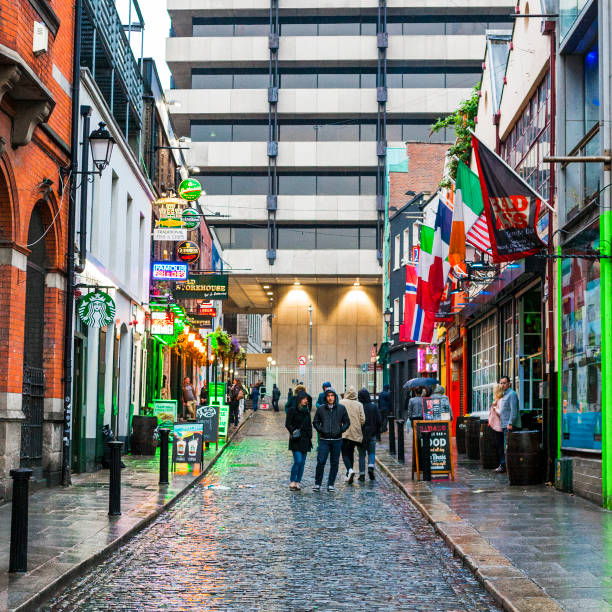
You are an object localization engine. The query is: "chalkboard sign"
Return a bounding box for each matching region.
[196,404,220,443]
[172,423,204,464]
[412,420,454,481]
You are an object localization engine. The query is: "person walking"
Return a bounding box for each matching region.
[285,388,294,414]
[496,375,521,473]
[378,384,391,432]
[293,383,312,411]
[182,377,197,420]
[429,385,453,421]
[251,381,260,412]
[312,387,350,492]
[285,390,313,490]
[489,383,504,470]
[316,382,332,408]
[199,384,209,407]
[272,384,281,412]
[340,386,365,484]
[357,388,381,481]
[229,378,244,427]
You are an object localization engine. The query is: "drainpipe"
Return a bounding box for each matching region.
[62,0,83,486]
[75,105,91,274]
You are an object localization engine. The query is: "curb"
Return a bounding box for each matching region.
[16,412,255,612]
[375,455,564,612]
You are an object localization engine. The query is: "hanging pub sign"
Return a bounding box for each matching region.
[151,261,188,281]
[187,314,213,328]
[174,274,228,300]
[153,228,187,241]
[176,240,201,264]
[178,178,203,201]
[154,197,186,229]
[78,290,116,328]
[151,311,174,335]
[471,132,546,263]
[181,208,201,230]
[197,305,217,317]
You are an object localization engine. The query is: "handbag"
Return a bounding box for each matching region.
[292,428,301,439]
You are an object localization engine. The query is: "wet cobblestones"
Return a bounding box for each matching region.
[44,412,500,611]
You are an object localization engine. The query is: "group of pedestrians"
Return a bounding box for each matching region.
[285,382,382,492]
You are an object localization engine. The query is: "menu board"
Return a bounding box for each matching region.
[153,399,178,432]
[196,404,220,442]
[208,382,226,403]
[412,420,454,481]
[218,403,229,438]
[173,423,204,464]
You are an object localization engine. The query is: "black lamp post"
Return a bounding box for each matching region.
[383,308,392,338]
[88,122,115,174]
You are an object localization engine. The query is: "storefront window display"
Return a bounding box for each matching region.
[561,221,602,451]
[471,315,497,413]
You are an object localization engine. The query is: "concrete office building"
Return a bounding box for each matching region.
[165,1,514,375]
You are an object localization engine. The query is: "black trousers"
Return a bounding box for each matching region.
[341,438,359,474]
[229,401,239,426]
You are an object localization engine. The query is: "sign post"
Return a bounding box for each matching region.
[196,404,220,450]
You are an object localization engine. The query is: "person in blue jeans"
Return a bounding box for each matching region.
[312,388,350,492]
[251,382,260,412]
[285,390,312,490]
[357,388,381,481]
[496,375,521,473]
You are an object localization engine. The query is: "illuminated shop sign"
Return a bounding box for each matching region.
[151,262,188,281]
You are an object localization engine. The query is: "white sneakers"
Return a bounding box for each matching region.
[345,468,355,484]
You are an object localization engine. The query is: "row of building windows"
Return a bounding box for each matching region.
[190,121,454,143]
[191,68,481,90]
[212,225,376,250]
[191,17,512,38]
[196,173,377,196]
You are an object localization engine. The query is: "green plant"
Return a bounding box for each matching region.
[430,84,480,187]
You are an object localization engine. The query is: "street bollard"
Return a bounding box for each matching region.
[9,468,33,572]
[396,419,405,463]
[159,428,170,485]
[108,441,123,516]
[420,431,432,481]
[388,415,396,455]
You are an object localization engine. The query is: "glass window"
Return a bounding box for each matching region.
[386,21,403,35]
[403,72,445,88]
[360,72,377,88]
[446,22,487,35]
[234,23,269,36]
[318,73,359,88]
[212,227,231,247]
[232,175,269,195]
[280,73,317,88]
[360,22,377,35]
[359,227,377,249]
[387,72,403,88]
[403,21,445,35]
[278,175,316,195]
[360,175,377,195]
[316,123,359,141]
[190,123,232,141]
[403,123,432,141]
[471,315,498,414]
[281,22,318,36]
[318,21,360,36]
[233,73,269,88]
[317,175,359,195]
[317,226,359,249]
[197,175,231,195]
[192,23,234,37]
[360,124,377,140]
[561,220,602,451]
[584,44,599,133]
[488,21,513,30]
[232,227,268,249]
[233,123,269,141]
[277,227,316,249]
[387,124,403,141]
[280,124,317,141]
[191,72,232,89]
[446,72,481,88]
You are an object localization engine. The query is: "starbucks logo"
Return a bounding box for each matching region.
[78,291,116,328]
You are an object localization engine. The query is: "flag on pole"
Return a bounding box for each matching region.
[417,195,452,313]
[400,264,435,344]
[471,132,546,262]
[454,160,491,253]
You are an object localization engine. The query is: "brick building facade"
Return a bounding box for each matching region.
[0,0,74,498]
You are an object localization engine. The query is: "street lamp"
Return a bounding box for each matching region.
[384,308,392,338]
[307,305,313,393]
[88,122,115,173]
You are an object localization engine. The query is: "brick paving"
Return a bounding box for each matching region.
[44,411,500,611]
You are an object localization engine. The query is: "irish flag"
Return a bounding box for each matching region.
[417,195,452,313]
[455,160,491,253]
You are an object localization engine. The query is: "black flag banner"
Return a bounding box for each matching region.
[471,133,547,263]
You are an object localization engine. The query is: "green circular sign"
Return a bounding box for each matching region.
[178,178,203,201]
[181,207,201,230]
[78,291,116,328]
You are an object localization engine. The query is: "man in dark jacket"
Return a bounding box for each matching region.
[358,388,381,480]
[378,384,391,432]
[272,384,281,412]
[316,382,332,408]
[312,388,350,492]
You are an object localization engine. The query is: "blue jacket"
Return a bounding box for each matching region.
[378,389,391,413]
[500,388,520,428]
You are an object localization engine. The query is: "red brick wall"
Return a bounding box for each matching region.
[388,143,449,214]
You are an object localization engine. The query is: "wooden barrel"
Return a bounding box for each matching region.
[479,421,498,469]
[507,430,544,485]
[466,416,481,460]
[456,416,467,454]
[131,415,158,455]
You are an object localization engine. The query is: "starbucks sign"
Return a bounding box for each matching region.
[78,291,116,327]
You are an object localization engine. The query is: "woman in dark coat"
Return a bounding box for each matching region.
[285,390,313,490]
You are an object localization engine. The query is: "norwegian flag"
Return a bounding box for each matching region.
[400,263,435,344]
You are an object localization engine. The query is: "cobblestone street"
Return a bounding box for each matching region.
[44,411,499,611]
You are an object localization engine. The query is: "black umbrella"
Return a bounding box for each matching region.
[403,377,439,390]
